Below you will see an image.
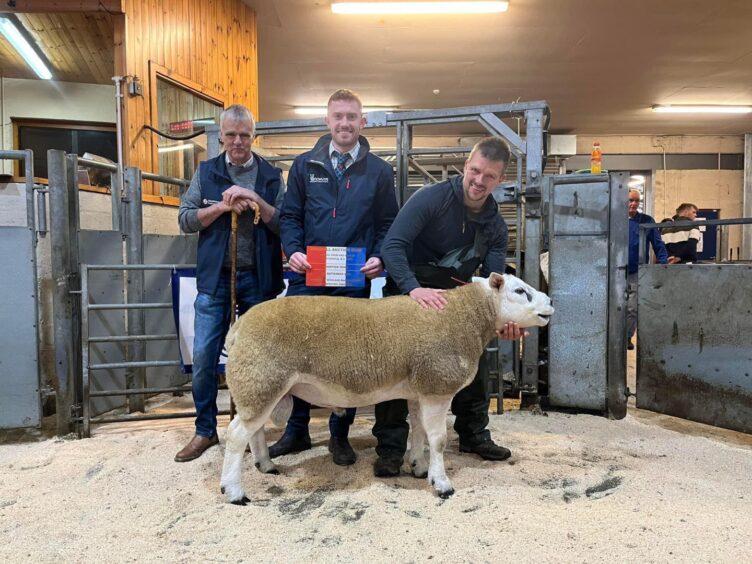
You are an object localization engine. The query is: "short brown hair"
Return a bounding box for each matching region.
[676,202,698,215]
[468,137,511,166]
[327,89,362,109]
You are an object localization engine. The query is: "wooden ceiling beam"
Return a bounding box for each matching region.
[0,1,123,13]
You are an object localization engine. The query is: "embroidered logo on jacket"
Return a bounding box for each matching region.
[309,173,329,183]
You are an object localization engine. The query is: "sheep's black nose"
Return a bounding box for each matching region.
[549,298,553,306]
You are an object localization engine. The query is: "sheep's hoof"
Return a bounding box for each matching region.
[230,495,251,506]
[411,468,428,479]
[410,460,428,479]
[438,488,455,499]
[254,461,280,475]
[220,486,225,494]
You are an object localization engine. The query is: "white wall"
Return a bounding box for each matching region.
[1,78,116,174]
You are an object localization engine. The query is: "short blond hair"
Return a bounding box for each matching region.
[327,89,363,109]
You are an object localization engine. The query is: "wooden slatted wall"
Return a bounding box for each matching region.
[118,0,258,195]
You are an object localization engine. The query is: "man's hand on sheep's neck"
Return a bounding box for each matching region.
[497,322,528,341]
[409,287,447,310]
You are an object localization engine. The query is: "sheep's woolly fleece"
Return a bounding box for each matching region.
[1,396,750,563]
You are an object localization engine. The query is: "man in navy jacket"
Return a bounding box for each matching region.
[271,89,399,466]
[175,105,285,462]
[627,189,668,349]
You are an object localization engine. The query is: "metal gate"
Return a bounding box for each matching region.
[544,172,629,418]
[0,150,42,429]
[636,218,752,433]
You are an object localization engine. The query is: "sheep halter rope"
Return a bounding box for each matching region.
[229,203,260,419]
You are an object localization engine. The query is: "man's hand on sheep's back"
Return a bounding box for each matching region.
[496,322,529,341]
[360,257,384,279]
[409,287,448,310]
[288,251,312,274]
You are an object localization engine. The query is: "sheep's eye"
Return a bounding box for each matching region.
[515,288,532,301]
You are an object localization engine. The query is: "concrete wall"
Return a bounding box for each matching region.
[1,78,116,175]
[574,135,746,256]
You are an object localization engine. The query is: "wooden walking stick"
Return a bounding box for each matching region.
[228,203,261,421]
[229,210,239,420]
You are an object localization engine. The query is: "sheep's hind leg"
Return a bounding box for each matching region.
[407,400,428,479]
[418,395,454,498]
[249,426,278,474]
[220,416,255,505]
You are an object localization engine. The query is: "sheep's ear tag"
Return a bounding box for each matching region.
[489,273,504,291]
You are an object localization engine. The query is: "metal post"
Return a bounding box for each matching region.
[110,171,121,231]
[743,134,752,260]
[520,108,545,408]
[48,150,75,434]
[206,124,221,160]
[81,265,91,438]
[607,173,629,419]
[124,166,146,412]
[395,122,404,205]
[398,122,412,204]
[112,76,126,204]
[65,153,83,417]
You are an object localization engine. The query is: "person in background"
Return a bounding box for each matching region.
[174,104,285,462]
[662,203,701,264]
[270,89,399,466]
[627,189,668,350]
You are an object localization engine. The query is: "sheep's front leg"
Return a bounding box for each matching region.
[249,427,278,475]
[220,417,254,505]
[407,400,428,479]
[418,395,454,498]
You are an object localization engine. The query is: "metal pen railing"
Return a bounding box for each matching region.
[79,263,232,437]
[639,217,752,265]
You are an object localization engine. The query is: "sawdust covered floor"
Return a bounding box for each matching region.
[1,391,751,563]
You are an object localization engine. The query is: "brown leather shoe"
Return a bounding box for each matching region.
[174,434,219,462]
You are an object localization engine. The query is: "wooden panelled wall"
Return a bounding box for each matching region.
[118,0,258,195]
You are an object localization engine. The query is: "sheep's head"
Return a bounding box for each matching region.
[476,273,554,328]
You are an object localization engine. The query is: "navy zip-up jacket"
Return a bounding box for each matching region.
[280,134,398,289]
[628,211,669,274]
[382,175,508,294]
[194,152,285,297]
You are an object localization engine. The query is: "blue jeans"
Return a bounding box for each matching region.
[192,270,264,438]
[282,279,366,440]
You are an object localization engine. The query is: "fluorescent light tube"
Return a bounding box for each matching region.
[294,106,396,116]
[652,105,752,114]
[332,2,509,15]
[0,17,52,80]
[158,143,195,153]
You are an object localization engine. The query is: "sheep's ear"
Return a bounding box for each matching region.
[489,272,504,291]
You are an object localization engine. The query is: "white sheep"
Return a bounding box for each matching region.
[220,273,554,503]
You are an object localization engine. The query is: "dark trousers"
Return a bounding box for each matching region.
[372,353,492,457]
[286,397,356,439]
[280,278,367,441]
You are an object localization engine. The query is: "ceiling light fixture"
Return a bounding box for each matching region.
[158,143,195,154]
[331,2,509,15]
[652,105,752,114]
[294,106,397,116]
[0,16,52,80]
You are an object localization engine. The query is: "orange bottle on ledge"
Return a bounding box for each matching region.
[590,142,602,174]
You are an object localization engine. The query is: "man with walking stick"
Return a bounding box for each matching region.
[175,104,285,462]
